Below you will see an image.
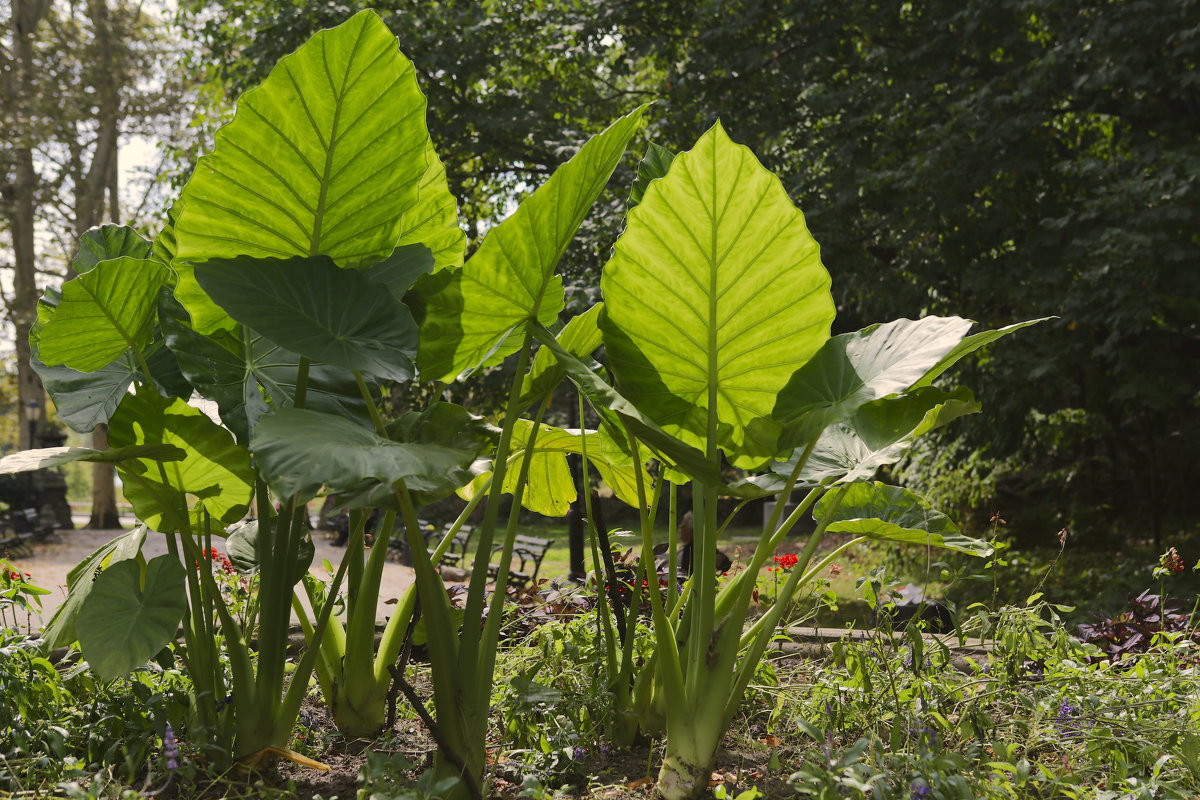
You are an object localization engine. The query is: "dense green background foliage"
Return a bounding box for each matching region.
[174,0,1199,544]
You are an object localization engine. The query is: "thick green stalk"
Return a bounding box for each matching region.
[372,480,491,684]
[724,486,849,728]
[459,328,535,669]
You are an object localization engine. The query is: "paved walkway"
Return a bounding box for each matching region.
[4,527,415,634]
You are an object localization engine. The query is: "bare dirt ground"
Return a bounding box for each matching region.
[6,527,415,632]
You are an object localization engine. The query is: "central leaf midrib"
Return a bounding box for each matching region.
[310,27,365,255]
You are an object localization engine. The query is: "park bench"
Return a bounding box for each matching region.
[488,534,554,589]
[387,521,476,569]
[0,507,52,558]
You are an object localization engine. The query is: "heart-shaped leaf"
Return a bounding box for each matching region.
[37,257,171,371]
[173,11,433,335]
[77,555,188,680]
[772,316,974,446]
[601,121,835,468]
[174,10,431,270]
[363,244,436,303]
[41,526,148,650]
[193,255,419,382]
[817,482,991,556]
[419,106,647,381]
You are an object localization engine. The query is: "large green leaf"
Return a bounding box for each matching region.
[77,555,188,680]
[193,255,418,382]
[419,106,648,381]
[771,316,974,446]
[226,519,315,586]
[159,295,371,443]
[601,121,835,468]
[72,224,152,273]
[174,11,431,276]
[363,244,435,303]
[790,387,981,485]
[460,420,647,516]
[518,303,604,407]
[37,257,171,371]
[530,325,721,485]
[395,144,465,270]
[627,142,674,210]
[252,406,488,503]
[911,318,1052,389]
[817,482,991,556]
[32,353,137,433]
[42,527,147,650]
[0,443,184,475]
[107,391,254,534]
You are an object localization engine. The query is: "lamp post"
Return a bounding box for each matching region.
[26,400,41,450]
[25,400,41,506]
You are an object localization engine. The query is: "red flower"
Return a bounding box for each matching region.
[773,553,799,570]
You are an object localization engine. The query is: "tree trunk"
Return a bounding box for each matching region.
[5,1,52,451]
[82,0,122,529]
[87,424,123,529]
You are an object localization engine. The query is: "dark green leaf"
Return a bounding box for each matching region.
[193,255,419,382]
[77,555,188,681]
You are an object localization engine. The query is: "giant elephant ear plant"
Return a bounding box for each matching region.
[0,9,1045,799]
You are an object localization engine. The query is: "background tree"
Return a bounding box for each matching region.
[1,0,184,527]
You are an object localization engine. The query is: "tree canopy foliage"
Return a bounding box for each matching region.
[171,0,1200,540]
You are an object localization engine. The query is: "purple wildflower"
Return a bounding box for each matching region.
[910,780,932,799]
[163,723,179,771]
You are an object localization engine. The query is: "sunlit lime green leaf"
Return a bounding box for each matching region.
[601,121,834,468]
[174,11,430,283]
[460,420,647,516]
[77,555,188,680]
[108,391,254,533]
[519,303,604,407]
[396,145,465,270]
[37,257,170,371]
[818,482,991,556]
[419,106,647,381]
[193,255,419,381]
[72,225,152,273]
[42,527,148,650]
